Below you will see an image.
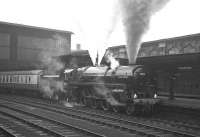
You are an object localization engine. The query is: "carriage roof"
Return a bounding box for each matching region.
[0,70,43,75]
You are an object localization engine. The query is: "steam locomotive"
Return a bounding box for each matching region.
[64,65,160,115]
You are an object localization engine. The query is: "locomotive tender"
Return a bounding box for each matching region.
[0,65,159,115]
[64,65,160,115]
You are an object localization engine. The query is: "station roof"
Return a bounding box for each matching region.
[142,33,200,45]
[136,53,200,70]
[0,21,73,34]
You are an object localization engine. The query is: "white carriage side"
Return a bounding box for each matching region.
[0,70,43,90]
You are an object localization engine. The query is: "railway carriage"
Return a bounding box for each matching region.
[0,70,63,99]
[0,70,42,93]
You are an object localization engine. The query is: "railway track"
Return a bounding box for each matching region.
[0,97,135,137]
[0,113,56,137]
[0,123,17,137]
[0,106,103,137]
[0,95,200,137]
[77,105,200,133]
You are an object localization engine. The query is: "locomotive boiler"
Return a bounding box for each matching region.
[64,65,160,115]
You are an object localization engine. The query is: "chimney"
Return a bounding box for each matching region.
[76,44,81,50]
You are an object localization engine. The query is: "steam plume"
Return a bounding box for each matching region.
[119,0,169,64]
[105,0,120,42]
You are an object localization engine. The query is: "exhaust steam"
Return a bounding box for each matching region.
[118,0,169,64]
[106,53,120,70]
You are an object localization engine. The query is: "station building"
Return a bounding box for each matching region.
[0,21,72,71]
[101,33,200,99]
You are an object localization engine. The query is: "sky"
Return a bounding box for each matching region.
[0,0,200,62]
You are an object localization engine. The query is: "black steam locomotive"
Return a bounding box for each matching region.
[64,65,160,115]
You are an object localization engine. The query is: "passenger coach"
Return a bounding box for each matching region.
[0,70,63,99]
[0,70,42,94]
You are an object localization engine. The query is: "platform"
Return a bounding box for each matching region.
[159,96,200,110]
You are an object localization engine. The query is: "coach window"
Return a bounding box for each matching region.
[21,76,23,83]
[10,75,12,83]
[9,75,13,83]
[25,76,27,84]
[15,75,17,83]
[13,75,15,83]
[12,76,13,83]
[2,76,4,83]
[26,76,29,84]
[4,76,6,83]
[18,75,20,83]
[2,75,4,83]
[8,75,10,83]
[16,76,19,83]
[12,76,14,83]
[18,75,21,83]
[27,76,30,84]
[14,75,16,83]
[29,76,31,83]
[11,75,13,83]
[9,75,10,83]
[7,75,9,83]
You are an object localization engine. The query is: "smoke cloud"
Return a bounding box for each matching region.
[118,0,169,64]
[94,86,121,106]
[39,53,65,98]
[40,78,64,99]
[94,76,121,106]
[40,53,64,74]
[38,35,67,98]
